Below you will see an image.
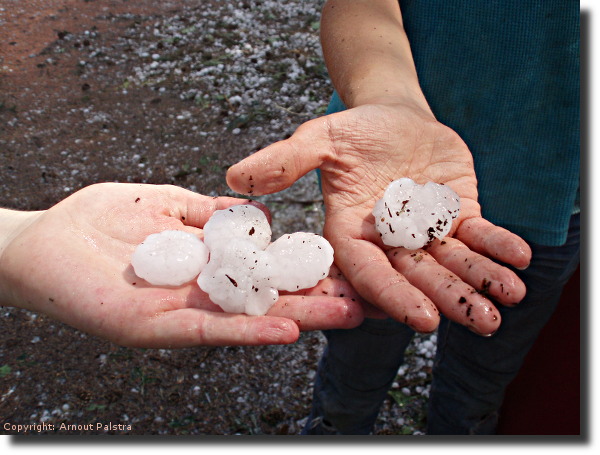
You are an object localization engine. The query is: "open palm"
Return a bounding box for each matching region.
[227,103,531,335]
[0,183,364,347]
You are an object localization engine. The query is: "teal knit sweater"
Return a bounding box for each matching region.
[326,1,579,246]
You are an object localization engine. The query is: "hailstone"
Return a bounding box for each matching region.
[266,232,334,292]
[198,205,334,316]
[131,230,209,286]
[373,178,460,250]
[131,204,335,316]
[202,204,271,250]
[197,238,279,316]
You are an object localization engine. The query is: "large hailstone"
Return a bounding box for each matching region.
[266,232,334,292]
[130,204,335,316]
[131,230,209,286]
[197,205,334,316]
[202,204,271,250]
[373,178,460,250]
[197,238,279,316]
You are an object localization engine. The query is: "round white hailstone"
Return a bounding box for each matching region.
[131,230,209,286]
[202,204,271,250]
[198,266,253,314]
[266,232,334,292]
[197,238,279,316]
[373,178,460,250]
[244,285,280,316]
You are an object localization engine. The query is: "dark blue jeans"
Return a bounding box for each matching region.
[304,213,580,435]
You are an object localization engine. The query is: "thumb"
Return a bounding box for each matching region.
[226,116,333,195]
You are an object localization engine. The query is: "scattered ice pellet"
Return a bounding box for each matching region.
[373,178,460,250]
[131,230,209,286]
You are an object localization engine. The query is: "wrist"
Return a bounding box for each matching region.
[326,51,436,119]
[351,91,435,118]
[320,0,435,118]
[335,65,434,117]
[0,209,43,307]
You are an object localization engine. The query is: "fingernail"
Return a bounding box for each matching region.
[467,325,497,337]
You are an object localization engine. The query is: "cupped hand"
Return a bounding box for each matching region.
[0,183,364,347]
[227,102,532,335]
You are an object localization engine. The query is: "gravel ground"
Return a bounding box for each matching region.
[0,0,435,435]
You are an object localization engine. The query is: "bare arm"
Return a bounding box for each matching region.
[320,0,430,110]
[0,183,364,347]
[227,0,531,335]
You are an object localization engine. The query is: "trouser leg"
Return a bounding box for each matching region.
[303,318,415,434]
[427,214,580,434]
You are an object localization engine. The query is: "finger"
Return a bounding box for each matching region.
[124,309,300,348]
[277,270,366,330]
[455,217,532,270]
[226,116,333,196]
[267,295,364,331]
[333,237,440,333]
[387,248,501,336]
[296,265,363,299]
[426,237,526,306]
[161,185,271,228]
[300,263,388,319]
[360,303,390,319]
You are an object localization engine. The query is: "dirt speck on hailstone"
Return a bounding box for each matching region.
[0,0,433,435]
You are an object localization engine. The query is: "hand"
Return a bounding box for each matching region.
[0,183,364,347]
[227,102,532,335]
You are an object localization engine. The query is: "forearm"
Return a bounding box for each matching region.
[320,0,431,113]
[0,208,42,307]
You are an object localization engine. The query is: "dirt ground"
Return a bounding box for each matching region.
[1,0,258,210]
[0,0,431,435]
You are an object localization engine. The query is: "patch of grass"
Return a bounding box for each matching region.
[388,389,417,407]
[131,366,159,395]
[86,403,107,412]
[174,163,198,180]
[168,415,198,430]
[16,353,38,367]
[0,101,17,113]
[0,365,11,378]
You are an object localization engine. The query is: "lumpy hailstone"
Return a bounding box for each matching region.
[131,205,334,315]
[197,237,279,316]
[373,178,460,250]
[202,204,271,250]
[198,205,334,316]
[266,232,334,292]
[131,230,209,286]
